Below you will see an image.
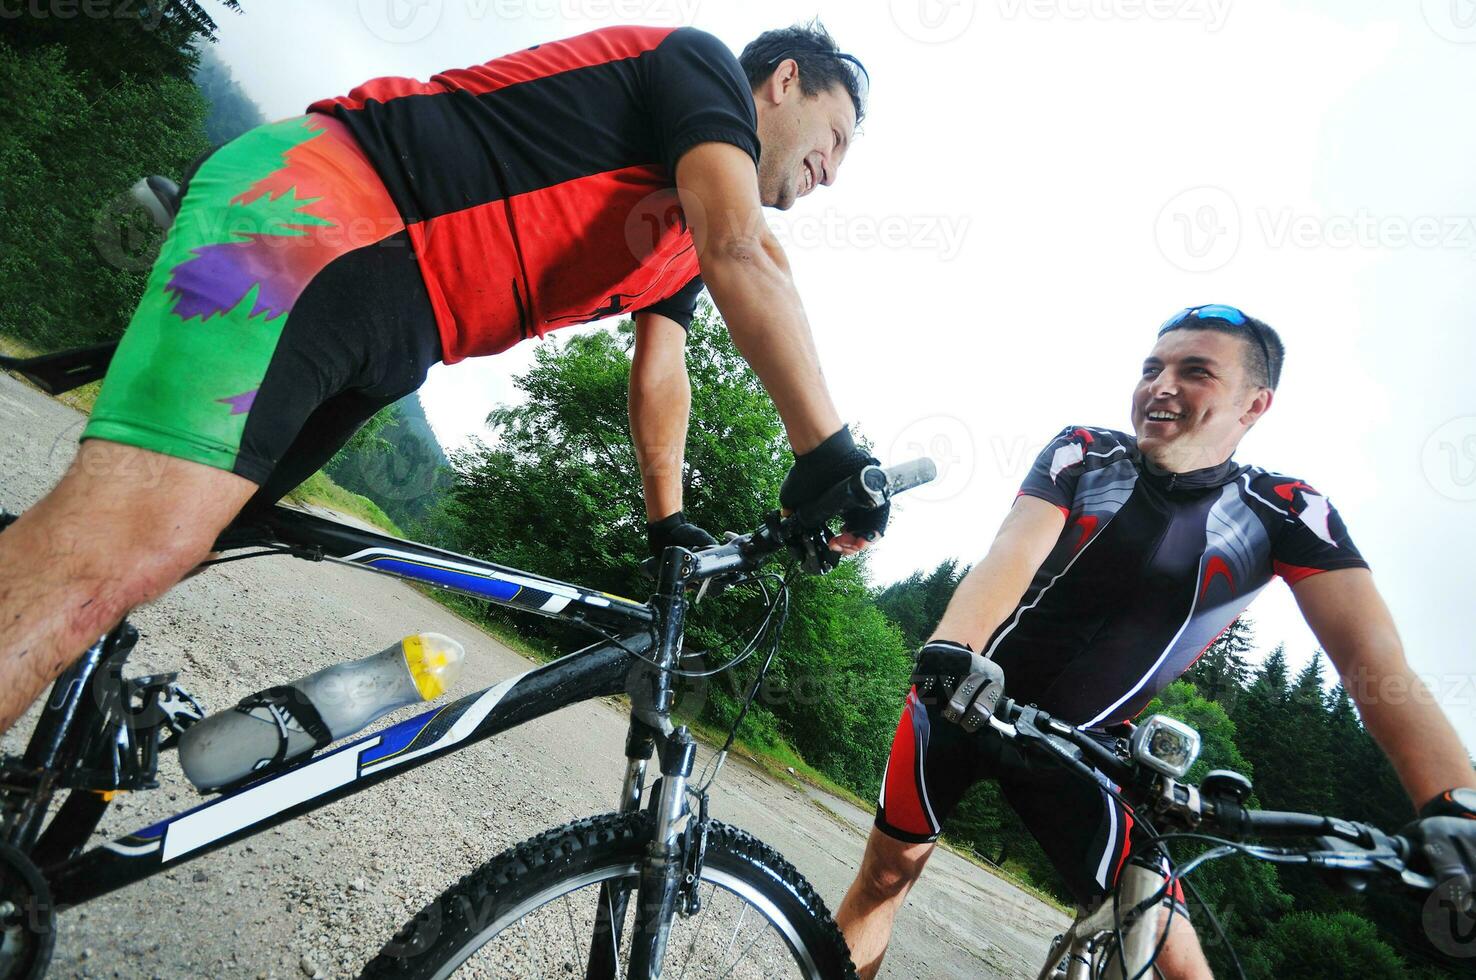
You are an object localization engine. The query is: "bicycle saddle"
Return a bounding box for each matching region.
[129,175,183,230]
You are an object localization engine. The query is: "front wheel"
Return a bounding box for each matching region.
[361,811,857,979]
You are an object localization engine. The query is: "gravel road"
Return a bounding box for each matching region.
[0,372,1068,979]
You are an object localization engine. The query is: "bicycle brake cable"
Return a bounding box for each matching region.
[691,565,795,796]
[576,569,787,680]
[195,545,318,567]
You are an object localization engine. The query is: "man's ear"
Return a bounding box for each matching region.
[1242,387,1274,427]
[760,59,799,105]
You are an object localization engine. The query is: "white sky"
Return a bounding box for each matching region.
[213,0,1476,752]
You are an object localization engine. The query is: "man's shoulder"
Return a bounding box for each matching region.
[1044,425,1137,458]
[1240,464,1322,499]
[1236,464,1343,518]
[1032,425,1136,488]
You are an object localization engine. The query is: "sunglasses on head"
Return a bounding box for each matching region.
[1158,305,1273,387]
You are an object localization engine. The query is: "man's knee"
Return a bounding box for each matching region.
[854,830,932,902]
[7,444,254,610]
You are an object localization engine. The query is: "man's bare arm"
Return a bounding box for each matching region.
[674,141,840,454]
[629,312,690,523]
[1293,568,1476,811]
[931,496,1067,651]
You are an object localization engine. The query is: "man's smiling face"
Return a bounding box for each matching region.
[1132,328,1273,472]
[754,70,855,210]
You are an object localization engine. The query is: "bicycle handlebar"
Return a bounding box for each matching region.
[985,696,1440,895]
[663,458,938,582]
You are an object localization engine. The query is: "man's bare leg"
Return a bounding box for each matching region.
[0,440,257,733]
[835,826,935,979]
[1155,907,1214,980]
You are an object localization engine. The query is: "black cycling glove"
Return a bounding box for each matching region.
[646,511,718,559]
[910,640,1006,733]
[1409,788,1476,907]
[778,425,889,541]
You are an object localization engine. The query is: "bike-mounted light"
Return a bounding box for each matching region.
[1130,715,1201,779]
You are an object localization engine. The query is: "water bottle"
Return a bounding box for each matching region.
[178,632,465,791]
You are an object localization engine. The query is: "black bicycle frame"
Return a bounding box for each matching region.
[4,506,683,916]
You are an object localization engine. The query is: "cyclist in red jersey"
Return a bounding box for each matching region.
[0,24,886,733]
[835,307,1476,979]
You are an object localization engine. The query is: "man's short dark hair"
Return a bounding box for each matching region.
[1160,308,1285,389]
[738,21,867,125]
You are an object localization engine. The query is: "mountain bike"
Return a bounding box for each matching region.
[931,688,1450,979]
[1,346,938,978]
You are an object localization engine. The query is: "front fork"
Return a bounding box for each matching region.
[1038,861,1167,980]
[587,545,701,979]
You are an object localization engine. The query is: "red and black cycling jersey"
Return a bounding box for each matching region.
[306,26,759,363]
[993,425,1368,728]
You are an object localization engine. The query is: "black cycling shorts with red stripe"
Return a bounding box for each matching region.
[876,686,1184,910]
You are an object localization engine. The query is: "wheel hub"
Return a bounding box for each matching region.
[0,841,54,980]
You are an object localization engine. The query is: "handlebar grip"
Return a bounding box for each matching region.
[882,457,939,498]
[793,458,937,530]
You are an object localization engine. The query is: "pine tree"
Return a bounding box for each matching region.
[1187,615,1255,710]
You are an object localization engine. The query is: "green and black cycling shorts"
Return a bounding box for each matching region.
[83,114,441,507]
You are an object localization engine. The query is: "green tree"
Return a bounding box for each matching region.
[1144,681,1293,972]
[1255,911,1408,979]
[424,303,912,795]
[874,558,969,650]
[0,40,210,349]
[1186,615,1255,710]
[193,42,266,145]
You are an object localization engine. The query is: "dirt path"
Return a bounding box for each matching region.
[0,372,1069,978]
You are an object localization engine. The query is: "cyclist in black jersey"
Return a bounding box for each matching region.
[835,306,1476,979]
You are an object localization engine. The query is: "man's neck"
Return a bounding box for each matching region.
[1142,442,1237,476]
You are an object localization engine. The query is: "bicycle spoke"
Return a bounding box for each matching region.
[674,882,718,979]
[721,900,750,964]
[564,895,579,967]
[443,869,813,979]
